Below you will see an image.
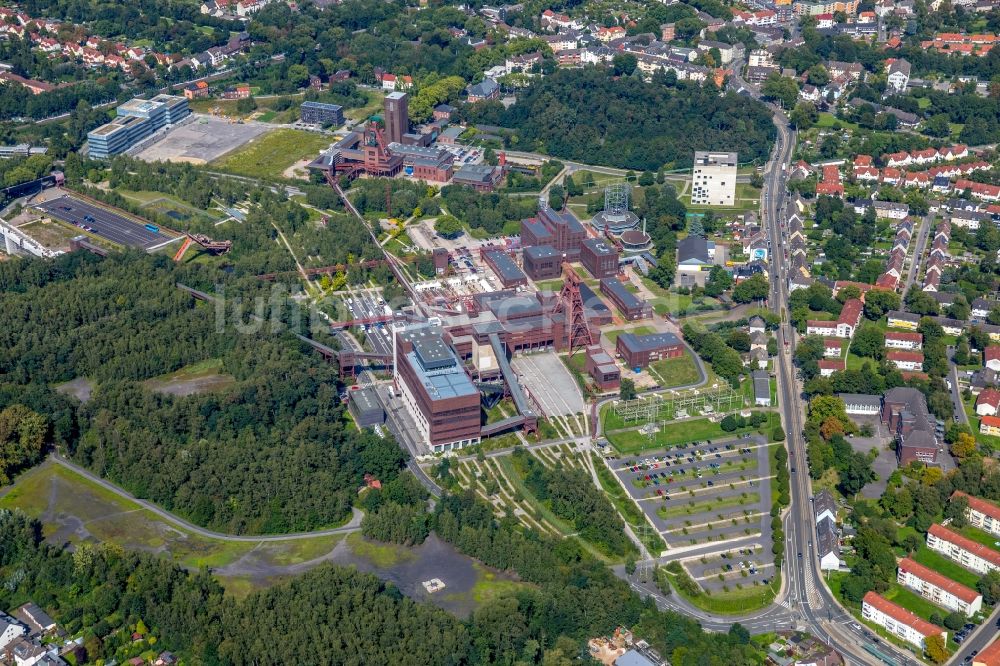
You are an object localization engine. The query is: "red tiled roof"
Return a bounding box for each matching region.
[952,490,1000,523]
[885,331,922,342]
[824,338,843,348]
[981,415,1000,429]
[928,523,1000,568]
[818,359,846,370]
[985,346,1000,363]
[862,591,944,638]
[977,388,1000,409]
[976,637,1000,666]
[838,298,863,327]
[898,557,981,604]
[888,350,924,364]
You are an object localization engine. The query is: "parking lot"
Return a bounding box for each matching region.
[33,194,173,250]
[133,115,269,165]
[606,435,775,592]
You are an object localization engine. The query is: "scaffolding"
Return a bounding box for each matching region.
[612,385,745,425]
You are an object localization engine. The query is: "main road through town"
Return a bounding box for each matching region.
[762,109,925,666]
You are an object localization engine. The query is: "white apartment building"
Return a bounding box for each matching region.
[927,523,1000,575]
[691,151,737,206]
[0,613,26,651]
[897,557,983,615]
[953,491,1000,537]
[862,592,947,650]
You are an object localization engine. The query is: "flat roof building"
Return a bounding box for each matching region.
[585,345,620,391]
[600,277,651,321]
[520,204,586,258]
[452,163,503,192]
[300,101,344,126]
[691,151,737,207]
[393,323,481,453]
[348,386,385,428]
[580,237,620,279]
[483,249,528,288]
[523,244,563,281]
[616,331,684,370]
[389,142,454,183]
[89,95,189,158]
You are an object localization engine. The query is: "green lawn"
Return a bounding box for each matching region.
[605,413,776,454]
[648,353,702,388]
[958,525,1000,552]
[212,129,334,180]
[656,493,754,520]
[912,547,981,589]
[883,582,950,620]
[815,113,860,131]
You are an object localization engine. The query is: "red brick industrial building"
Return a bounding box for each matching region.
[616,332,684,369]
[520,205,587,260]
[580,237,620,279]
[522,245,563,281]
[585,345,620,390]
[600,277,651,320]
[393,324,482,453]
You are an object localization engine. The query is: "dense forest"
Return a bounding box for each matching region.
[0,253,407,533]
[2,492,767,665]
[462,68,776,171]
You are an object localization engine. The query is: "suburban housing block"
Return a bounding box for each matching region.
[897,557,983,615]
[952,490,1000,537]
[861,591,947,650]
[926,523,1000,575]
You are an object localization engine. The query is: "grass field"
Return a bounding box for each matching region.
[648,354,702,388]
[212,129,333,180]
[605,413,776,454]
[883,582,951,620]
[959,525,1000,552]
[912,547,981,589]
[0,462,346,593]
[142,358,236,396]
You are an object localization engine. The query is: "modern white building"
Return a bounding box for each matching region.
[691,151,738,206]
[953,491,1000,537]
[927,523,1000,575]
[897,557,983,615]
[0,613,26,651]
[862,592,947,650]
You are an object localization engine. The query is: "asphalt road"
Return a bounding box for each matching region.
[902,213,932,293]
[763,112,925,666]
[35,195,168,250]
[49,453,363,540]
